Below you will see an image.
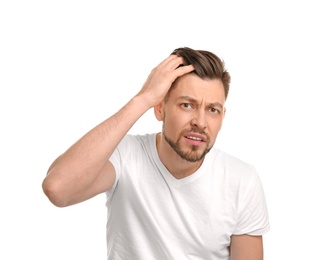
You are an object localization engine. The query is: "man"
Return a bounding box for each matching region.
[42,47,270,259]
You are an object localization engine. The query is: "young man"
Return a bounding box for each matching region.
[42,47,270,259]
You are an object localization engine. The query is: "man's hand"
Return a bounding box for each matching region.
[136,54,194,108]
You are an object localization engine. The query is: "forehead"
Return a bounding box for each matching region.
[168,74,225,103]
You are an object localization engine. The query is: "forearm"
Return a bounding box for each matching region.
[42,95,150,206]
[229,235,263,260]
[53,95,150,171]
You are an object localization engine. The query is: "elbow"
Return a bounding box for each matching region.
[42,177,71,208]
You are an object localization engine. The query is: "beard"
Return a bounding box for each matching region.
[162,126,213,163]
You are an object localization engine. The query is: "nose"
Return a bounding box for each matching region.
[190,109,207,130]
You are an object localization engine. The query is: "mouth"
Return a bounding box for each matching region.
[185,135,203,142]
[183,133,207,145]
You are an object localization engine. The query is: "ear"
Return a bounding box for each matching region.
[154,103,163,121]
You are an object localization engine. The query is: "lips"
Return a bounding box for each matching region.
[184,133,207,142]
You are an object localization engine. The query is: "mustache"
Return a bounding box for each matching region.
[184,127,207,135]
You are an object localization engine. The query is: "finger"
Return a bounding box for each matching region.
[156,55,186,71]
[174,64,195,77]
[163,55,187,70]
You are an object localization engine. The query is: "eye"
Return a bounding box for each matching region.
[209,107,220,114]
[181,103,193,109]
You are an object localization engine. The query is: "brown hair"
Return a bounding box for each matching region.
[170,47,231,100]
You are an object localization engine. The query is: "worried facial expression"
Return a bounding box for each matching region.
[155,74,226,163]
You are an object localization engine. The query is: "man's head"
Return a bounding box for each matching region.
[164,47,231,102]
[155,47,230,163]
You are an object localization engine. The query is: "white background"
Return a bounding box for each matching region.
[1,1,322,259]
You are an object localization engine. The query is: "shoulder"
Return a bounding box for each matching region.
[207,148,261,191]
[109,133,158,182]
[215,149,257,176]
[118,133,156,150]
[112,133,157,161]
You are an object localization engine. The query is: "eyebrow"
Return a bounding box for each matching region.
[177,95,224,109]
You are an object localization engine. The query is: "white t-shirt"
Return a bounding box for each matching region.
[107,133,270,260]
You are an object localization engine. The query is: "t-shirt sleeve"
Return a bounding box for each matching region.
[106,135,133,199]
[233,170,270,236]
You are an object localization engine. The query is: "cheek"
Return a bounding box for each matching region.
[163,114,188,134]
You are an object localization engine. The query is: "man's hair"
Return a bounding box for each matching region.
[170,47,231,100]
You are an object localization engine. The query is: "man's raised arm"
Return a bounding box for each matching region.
[42,55,194,207]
